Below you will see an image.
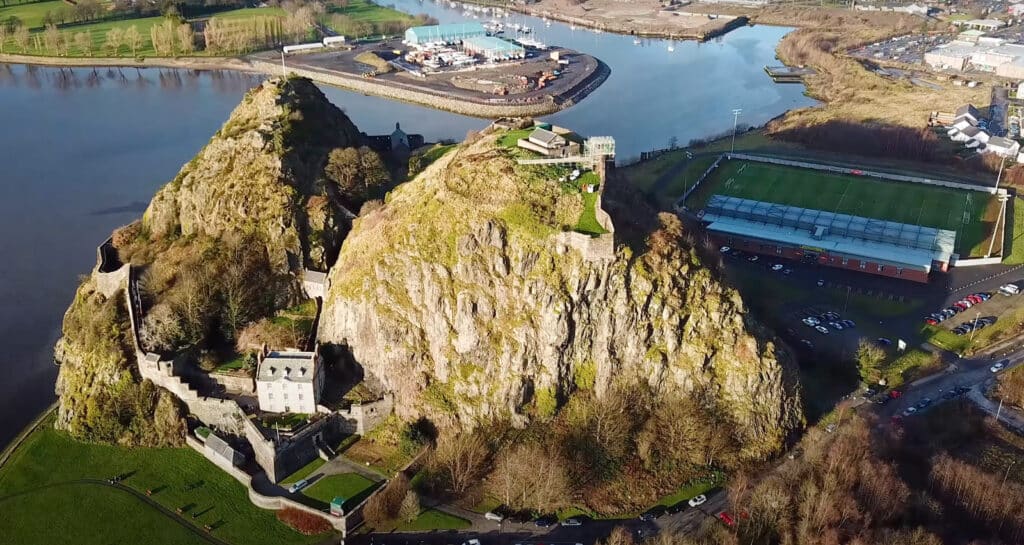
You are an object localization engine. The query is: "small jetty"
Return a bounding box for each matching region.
[764,65,816,83]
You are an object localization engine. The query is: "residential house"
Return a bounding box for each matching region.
[255,346,325,414]
[516,127,580,157]
[955,104,983,125]
[987,136,1021,157]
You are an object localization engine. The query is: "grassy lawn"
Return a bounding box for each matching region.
[421,143,457,164]
[302,473,379,510]
[324,0,414,25]
[880,348,942,387]
[470,496,503,514]
[498,128,532,149]
[210,7,286,20]
[686,158,995,256]
[920,304,1024,355]
[396,508,471,531]
[0,0,65,30]
[0,419,329,545]
[654,471,724,507]
[1004,197,1024,265]
[214,352,252,374]
[0,15,166,57]
[280,457,327,486]
[575,191,608,236]
[5,484,203,545]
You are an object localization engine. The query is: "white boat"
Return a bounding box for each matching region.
[545,20,552,27]
[633,38,641,45]
[668,43,674,52]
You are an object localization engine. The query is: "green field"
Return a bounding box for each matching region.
[687,159,997,256]
[0,0,66,30]
[302,473,380,510]
[0,418,329,545]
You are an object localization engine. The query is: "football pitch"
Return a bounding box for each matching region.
[686,159,998,256]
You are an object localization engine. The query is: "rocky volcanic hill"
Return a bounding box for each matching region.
[320,135,804,459]
[55,77,388,444]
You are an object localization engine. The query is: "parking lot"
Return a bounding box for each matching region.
[848,33,949,65]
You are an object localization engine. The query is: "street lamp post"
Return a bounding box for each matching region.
[1002,459,1016,488]
[970,312,981,342]
[730,108,742,154]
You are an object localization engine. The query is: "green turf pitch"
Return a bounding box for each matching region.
[687,159,994,255]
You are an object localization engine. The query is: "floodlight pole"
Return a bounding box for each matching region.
[997,396,1005,421]
[280,50,286,77]
[970,311,981,342]
[1002,459,1016,488]
[730,108,742,154]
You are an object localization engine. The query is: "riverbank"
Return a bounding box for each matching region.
[0,49,609,118]
[461,0,748,41]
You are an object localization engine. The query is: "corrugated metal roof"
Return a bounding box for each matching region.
[702,195,956,269]
[205,433,241,464]
[405,22,486,43]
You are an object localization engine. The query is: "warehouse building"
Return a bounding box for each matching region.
[462,35,525,61]
[404,22,487,45]
[700,195,957,283]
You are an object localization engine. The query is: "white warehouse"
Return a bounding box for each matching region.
[255,346,325,414]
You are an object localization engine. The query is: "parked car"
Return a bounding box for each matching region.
[688,495,708,507]
[815,325,830,335]
[560,518,583,527]
[485,511,505,522]
[800,339,814,349]
[991,361,1007,373]
[1000,283,1020,295]
[717,512,736,526]
[666,502,688,515]
[803,316,820,326]
[916,398,932,409]
[534,515,558,527]
[824,312,840,321]
[924,317,938,326]
[719,246,731,253]
[639,506,666,521]
[771,264,784,271]
[748,255,759,263]
[829,321,844,331]
[841,319,856,328]
[288,479,309,494]
[902,407,918,416]
[876,338,892,346]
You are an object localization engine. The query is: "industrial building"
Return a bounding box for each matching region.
[404,22,486,45]
[701,195,957,283]
[925,38,1024,78]
[462,35,525,61]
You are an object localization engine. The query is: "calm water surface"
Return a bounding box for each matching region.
[0,12,815,445]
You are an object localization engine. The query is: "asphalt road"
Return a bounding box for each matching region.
[348,491,729,545]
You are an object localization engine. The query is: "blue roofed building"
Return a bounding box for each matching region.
[700,195,956,283]
[404,22,487,45]
[462,35,525,60]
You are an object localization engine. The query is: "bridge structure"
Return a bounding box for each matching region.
[516,136,616,166]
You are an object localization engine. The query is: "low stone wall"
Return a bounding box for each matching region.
[953,256,1004,267]
[184,436,346,533]
[211,372,255,395]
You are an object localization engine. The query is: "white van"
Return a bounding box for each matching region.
[484,511,504,522]
[999,283,1020,296]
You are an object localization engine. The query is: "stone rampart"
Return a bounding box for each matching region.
[210,373,256,395]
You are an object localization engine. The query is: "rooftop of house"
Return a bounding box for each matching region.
[257,351,318,383]
[528,127,565,147]
[302,269,327,285]
[956,103,981,119]
[989,136,1019,149]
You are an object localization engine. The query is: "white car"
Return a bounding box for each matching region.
[902,407,917,416]
[287,479,309,494]
[719,246,731,253]
[687,495,707,507]
[1000,284,1020,295]
[560,518,583,527]
[815,325,830,334]
[771,264,784,271]
[991,362,1006,373]
[802,317,820,326]
[484,511,504,522]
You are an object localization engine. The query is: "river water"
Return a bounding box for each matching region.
[0,8,814,446]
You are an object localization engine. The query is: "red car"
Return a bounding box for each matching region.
[889,390,903,399]
[718,512,736,526]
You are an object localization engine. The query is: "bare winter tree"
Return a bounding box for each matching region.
[124,25,142,56]
[429,432,490,495]
[74,31,92,56]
